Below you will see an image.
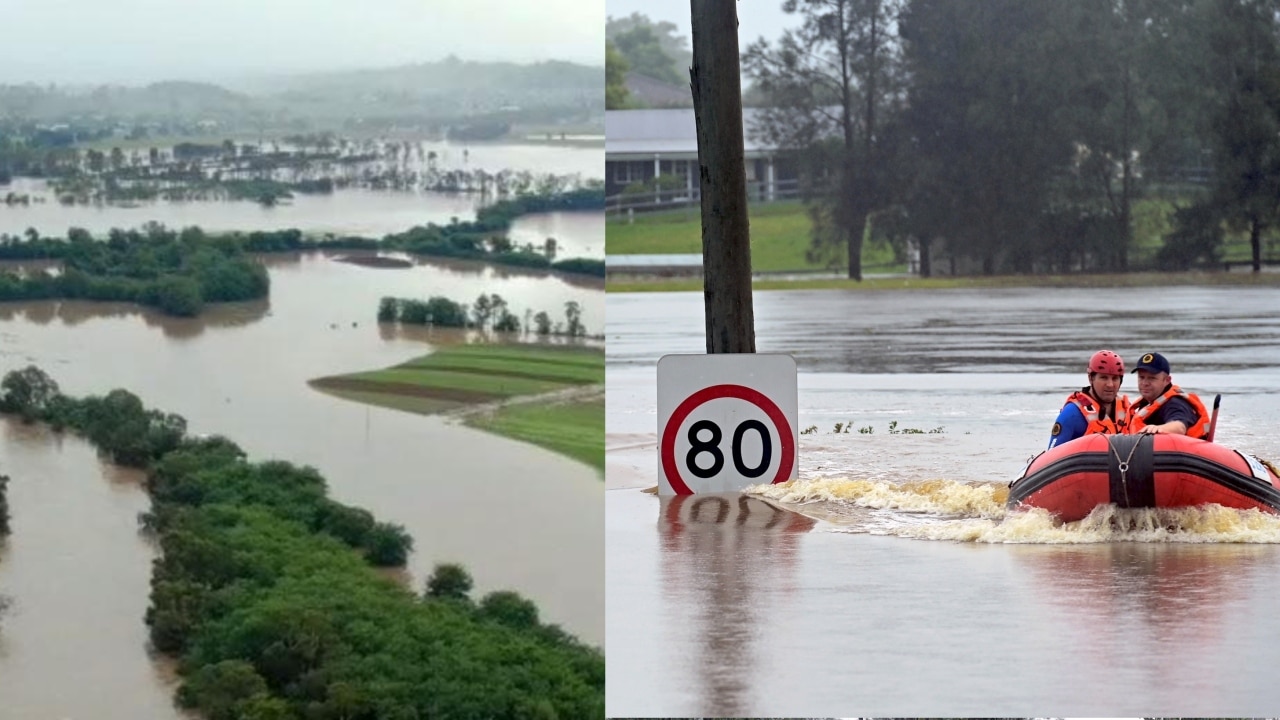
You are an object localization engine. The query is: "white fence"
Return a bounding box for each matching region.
[606,178,806,216]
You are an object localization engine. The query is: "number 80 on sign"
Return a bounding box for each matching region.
[657,354,798,495]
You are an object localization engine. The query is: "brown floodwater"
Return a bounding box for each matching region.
[0,249,602,717]
[607,286,1280,717]
[0,420,191,719]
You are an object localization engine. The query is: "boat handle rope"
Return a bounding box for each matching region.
[1107,433,1150,508]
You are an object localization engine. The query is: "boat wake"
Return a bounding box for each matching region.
[745,476,1280,543]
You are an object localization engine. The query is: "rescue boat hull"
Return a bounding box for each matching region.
[1007,434,1280,522]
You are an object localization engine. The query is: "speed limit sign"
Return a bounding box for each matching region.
[657,353,798,495]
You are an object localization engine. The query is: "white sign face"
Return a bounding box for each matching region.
[656,353,798,495]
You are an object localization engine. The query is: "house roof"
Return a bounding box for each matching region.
[606,108,780,160]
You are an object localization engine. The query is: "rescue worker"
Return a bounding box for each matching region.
[1048,349,1131,449]
[1128,352,1210,438]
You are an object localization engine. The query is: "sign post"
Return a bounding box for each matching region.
[657,354,798,495]
[690,0,754,354]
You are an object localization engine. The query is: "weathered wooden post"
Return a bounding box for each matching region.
[690,0,755,354]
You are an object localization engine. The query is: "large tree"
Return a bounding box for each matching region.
[898,0,1081,274]
[606,41,633,110]
[610,24,683,85]
[744,0,904,281]
[1204,0,1280,272]
[606,12,693,82]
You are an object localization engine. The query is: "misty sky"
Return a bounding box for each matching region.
[607,0,800,54]
[0,0,603,86]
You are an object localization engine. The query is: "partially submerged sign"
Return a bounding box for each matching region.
[656,353,798,494]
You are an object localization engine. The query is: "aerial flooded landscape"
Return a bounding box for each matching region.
[0,2,604,717]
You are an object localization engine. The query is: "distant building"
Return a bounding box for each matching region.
[604,108,798,201]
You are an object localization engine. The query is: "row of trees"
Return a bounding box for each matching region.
[0,365,603,718]
[745,0,1280,277]
[378,294,590,337]
[0,226,270,316]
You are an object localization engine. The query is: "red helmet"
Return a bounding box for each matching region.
[1089,349,1124,375]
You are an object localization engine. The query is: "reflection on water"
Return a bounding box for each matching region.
[656,494,814,716]
[0,298,271,340]
[1014,542,1272,695]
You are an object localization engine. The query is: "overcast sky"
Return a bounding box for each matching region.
[0,0,603,86]
[606,0,800,54]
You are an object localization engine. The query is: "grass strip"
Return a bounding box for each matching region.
[312,342,604,472]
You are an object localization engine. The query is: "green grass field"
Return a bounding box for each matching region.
[465,397,604,471]
[608,197,1279,288]
[606,200,899,273]
[349,368,568,398]
[310,342,604,472]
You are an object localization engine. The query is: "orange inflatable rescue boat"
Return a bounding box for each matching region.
[1007,433,1280,522]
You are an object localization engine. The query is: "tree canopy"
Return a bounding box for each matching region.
[745,0,1280,276]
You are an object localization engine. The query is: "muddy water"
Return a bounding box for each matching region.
[0,249,602,717]
[606,286,1280,716]
[0,421,189,720]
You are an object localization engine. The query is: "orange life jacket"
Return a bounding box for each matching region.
[1128,384,1210,439]
[1064,389,1131,435]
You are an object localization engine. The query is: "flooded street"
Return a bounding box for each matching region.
[606,285,1280,716]
[0,244,602,716]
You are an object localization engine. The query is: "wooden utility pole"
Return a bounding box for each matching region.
[690,0,755,354]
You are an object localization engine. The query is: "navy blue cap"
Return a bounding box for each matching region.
[1132,352,1171,375]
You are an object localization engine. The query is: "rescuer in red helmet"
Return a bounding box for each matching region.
[1047,349,1131,449]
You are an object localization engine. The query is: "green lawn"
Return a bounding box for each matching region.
[310,342,604,472]
[606,201,904,272]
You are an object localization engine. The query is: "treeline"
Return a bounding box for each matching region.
[0,226,269,316]
[745,0,1280,276]
[51,176,335,207]
[217,187,605,277]
[0,365,603,718]
[378,294,590,337]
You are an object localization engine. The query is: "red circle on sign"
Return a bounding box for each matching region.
[661,383,796,494]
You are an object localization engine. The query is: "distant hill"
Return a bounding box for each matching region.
[236,57,601,95]
[0,58,603,136]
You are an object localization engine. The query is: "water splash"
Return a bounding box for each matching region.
[746,476,1280,544]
